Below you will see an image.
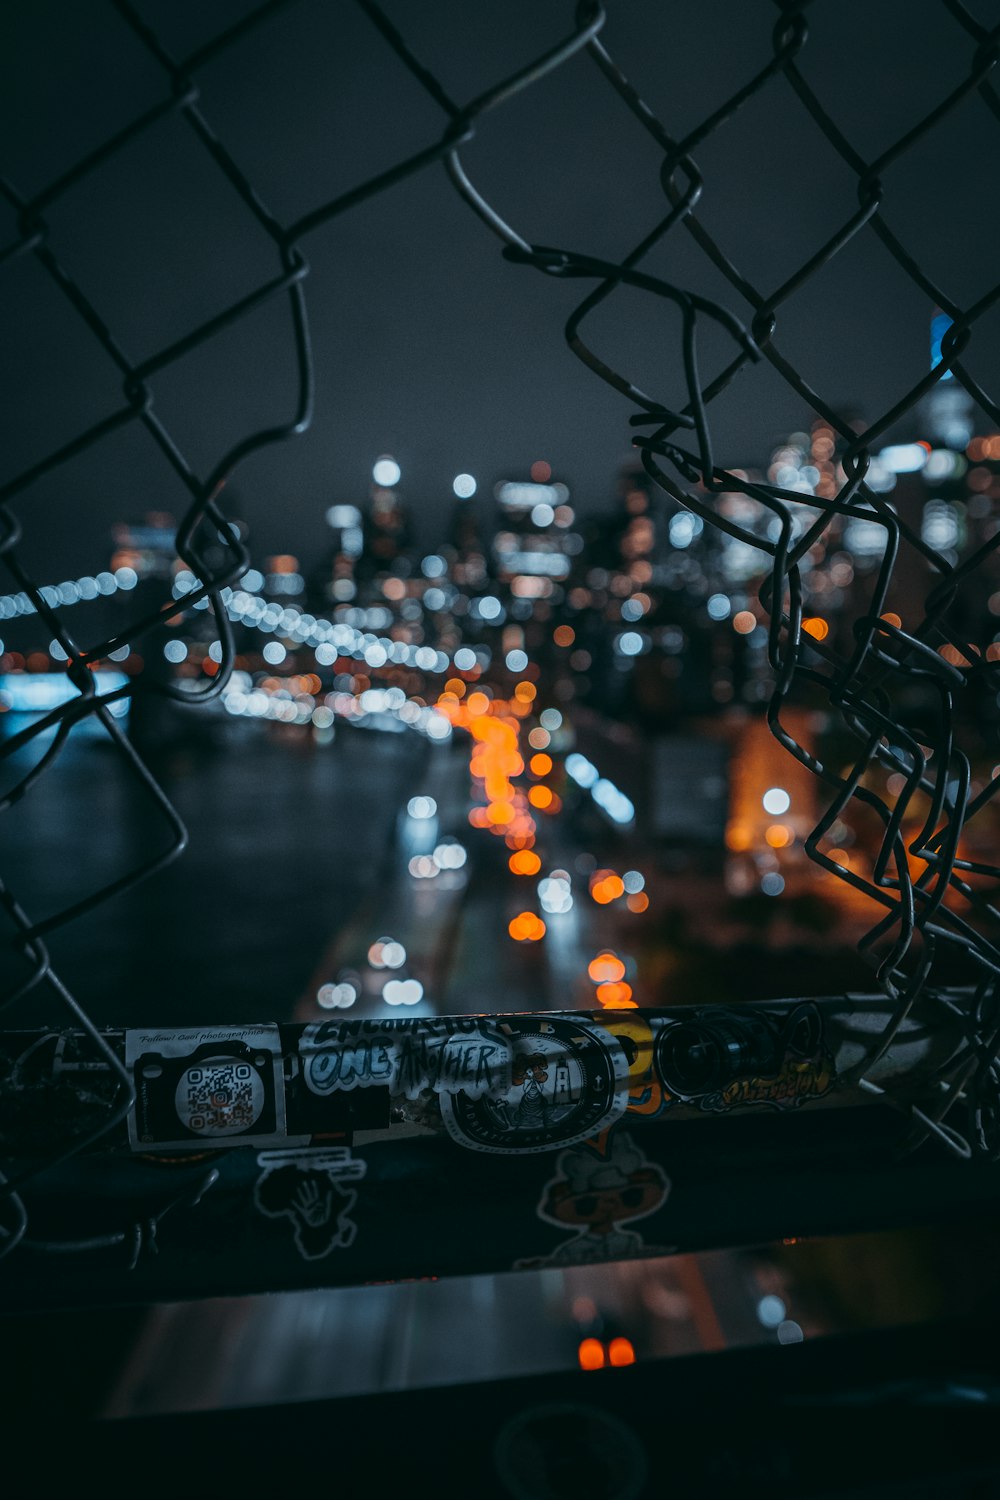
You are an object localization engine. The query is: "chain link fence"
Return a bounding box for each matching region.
[2,0,1000,1261]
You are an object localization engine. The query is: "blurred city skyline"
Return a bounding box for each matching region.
[4,0,998,580]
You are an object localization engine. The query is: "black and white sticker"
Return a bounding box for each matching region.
[126,1025,293,1150]
[439,1013,629,1154]
[254,1146,366,1260]
[300,1015,512,1102]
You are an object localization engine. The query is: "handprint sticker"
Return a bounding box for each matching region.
[254,1147,366,1260]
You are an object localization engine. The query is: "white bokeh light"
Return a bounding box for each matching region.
[372,456,401,486]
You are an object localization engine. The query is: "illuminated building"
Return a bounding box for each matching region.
[359,455,412,580]
[309,504,364,608]
[491,462,579,596]
[263,553,304,600]
[109,511,180,583]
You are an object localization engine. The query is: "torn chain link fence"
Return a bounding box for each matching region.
[3,0,1000,1267]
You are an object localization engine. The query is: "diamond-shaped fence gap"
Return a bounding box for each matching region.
[794,0,990,166]
[592,0,788,159]
[296,172,624,508]
[693,357,819,472]
[184,0,446,229]
[0,254,132,497]
[129,287,305,484]
[0,0,168,198]
[863,105,1000,316]
[557,275,747,436]
[680,78,875,306]
[752,227,944,434]
[0,721,184,977]
[0,435,197,621]
[441,46,669,266]
[40,112,284,367]
[0,420,198,590]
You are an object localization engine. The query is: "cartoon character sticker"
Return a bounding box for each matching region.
[440,1014,629,1154]
[254,1147,366,1260]
[516,1131,671,1268]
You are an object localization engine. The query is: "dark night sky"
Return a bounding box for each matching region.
[1,0,999,581]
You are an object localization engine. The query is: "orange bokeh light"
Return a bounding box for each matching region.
[626,892,649,913]
[591,873,625,904]
[509,912,546,942]
[553,625,575,647]
[529,753,552,776]
[802,617,828,642]
[596,981,635,1007]
[487,800,515,825]
[726,823,752,852]
[515,681,537,702]
[509,850,542,876]
[577,1338,605,1371]
[588,952,626,983]
[466,691,490,717]
[733,610,756,634]
[765,823,792,849]
[608,1337,636,1367]
[528,785,553,810]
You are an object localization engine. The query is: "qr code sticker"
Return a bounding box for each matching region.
[175,1060,265,1135]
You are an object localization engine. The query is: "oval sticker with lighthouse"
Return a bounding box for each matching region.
[439,1013,629,1154]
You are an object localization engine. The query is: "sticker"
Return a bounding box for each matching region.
[254,1146,366,1260]
[654,1002,834,1112]
[126,1026,292,1150]
[516,1130,671,1268]
[590,1010,671,1118]
[300,1016,511,1102]
[440,1014,629,1154]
